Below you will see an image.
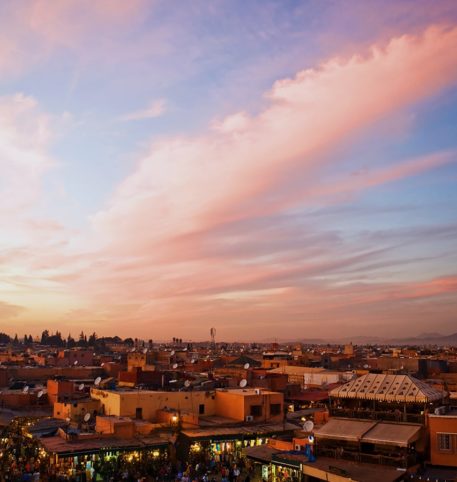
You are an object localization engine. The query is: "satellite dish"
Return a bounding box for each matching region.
[73,360,78,366]
[100,362,105,367]
[37,390,44,398]
[66,417,71,423]
[170,350,175,356]
[94,377,101,386]
[23,386,29,394]
[183,347,187,351]
[131,348,136,353]
[143,348,148,354]
[244,363,250,370]
[169,379,177,383]
[239,379,247,388]
[303,420,314,432]
[363,364,369,369]
[172,363,178,369]
[79,383,85,391]
[184,380,191,388]
[84,413,91,422]
[191,359,196,364]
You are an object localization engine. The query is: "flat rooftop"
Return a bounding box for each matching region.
[40,434,171,456]
[217,388,279,396]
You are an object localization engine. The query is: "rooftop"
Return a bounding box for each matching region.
[330,373,445,403]
[181,422,296,440]
[40,434,171,456]
[314,418,422,447]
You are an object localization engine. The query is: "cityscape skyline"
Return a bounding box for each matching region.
[1,0,457,341]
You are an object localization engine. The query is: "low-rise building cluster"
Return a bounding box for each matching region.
[0,337,457,480]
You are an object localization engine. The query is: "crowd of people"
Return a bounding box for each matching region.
[0,417,260,481]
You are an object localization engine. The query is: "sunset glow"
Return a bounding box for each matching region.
[1,1,456,340]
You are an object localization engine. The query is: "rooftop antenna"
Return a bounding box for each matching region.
[210,327,216,348]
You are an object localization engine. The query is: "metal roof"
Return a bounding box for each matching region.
[361,422,422,447]
[314,418,375,442]
[330,373,444,403]
[314,418,422,447]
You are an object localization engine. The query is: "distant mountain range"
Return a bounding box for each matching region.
[339,332,457,346]
[263,331,457,346]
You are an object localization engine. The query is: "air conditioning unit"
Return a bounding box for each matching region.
[245,415,254,422]
[294,444,302,451]
[254,389,261,395]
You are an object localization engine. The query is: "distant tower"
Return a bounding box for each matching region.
[344,342,354,356]
[210,327,216,348]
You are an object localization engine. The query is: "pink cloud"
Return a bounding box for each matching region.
[2,25,457,339]
[45,26,456,338]
[0,94,54,215]
[119,99,167,122]
[0,0,147,75]
[93,26,457,248]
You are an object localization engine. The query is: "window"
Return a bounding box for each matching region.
[251,405,262,417]
[135,407,143,419]
[199,404,205,415]
[270,404,281,416]
[437,433,452,451]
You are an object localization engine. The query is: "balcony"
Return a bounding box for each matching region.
[330,408,424,424]
[316,446,417,468]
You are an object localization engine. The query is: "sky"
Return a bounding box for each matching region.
[1,0,457,342]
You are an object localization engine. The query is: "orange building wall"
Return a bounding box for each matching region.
[0,392,37,408]
[47,379,75,404]
[215,391,246,421]
[96,416,135,438]
[429,414,457,467]
[215,390,284,423]
[262,359,289,369]
[54,399,100,421]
